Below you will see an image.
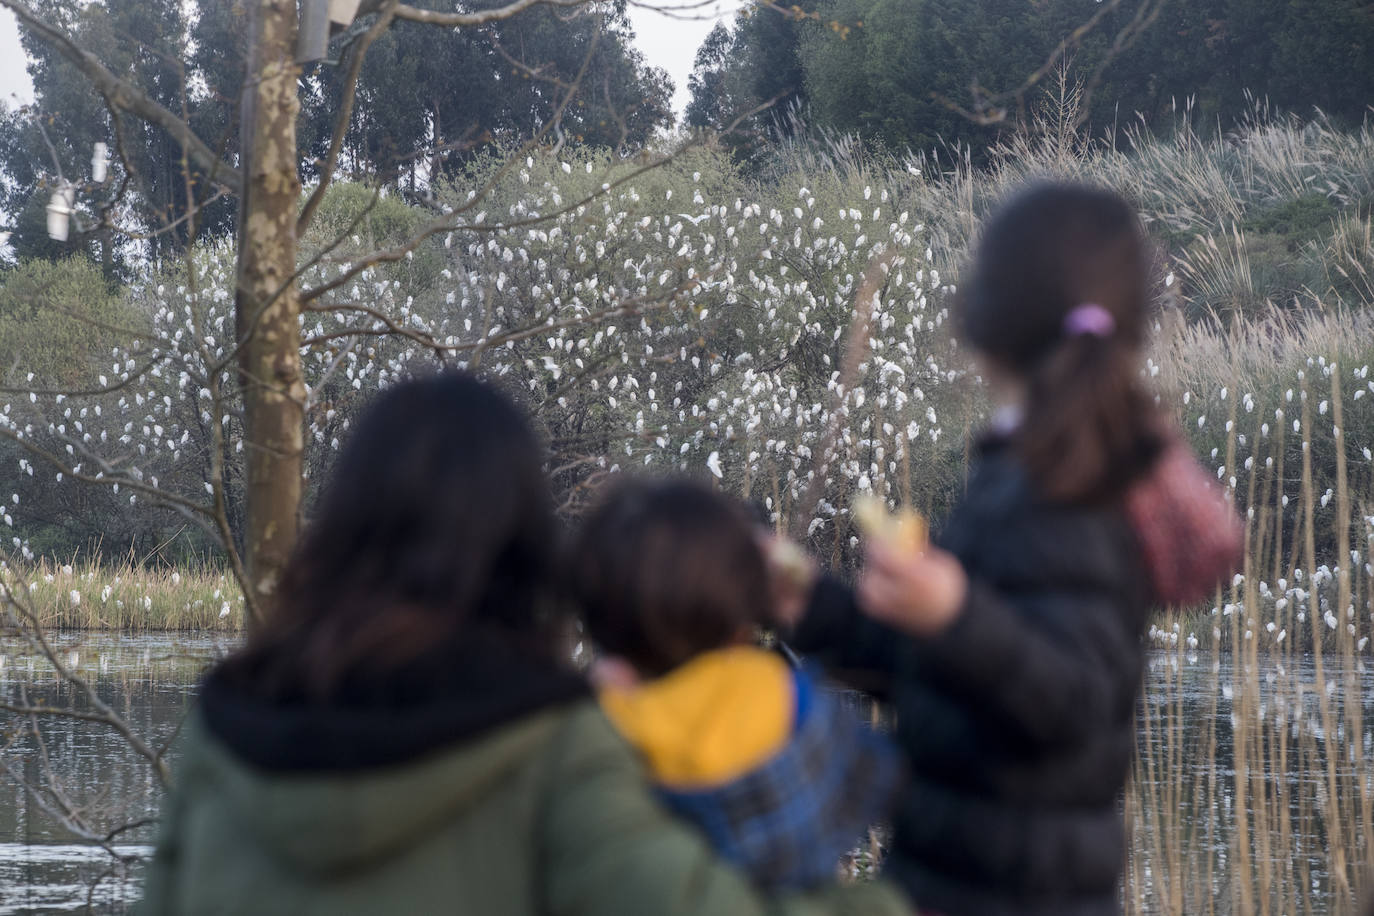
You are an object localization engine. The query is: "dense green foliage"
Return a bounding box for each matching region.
[684,2,816,150]
[688,1,1374,156]
[299,1,671,189]
[0,0,204,268]
[0,256,131,388]
[0,256,187,559]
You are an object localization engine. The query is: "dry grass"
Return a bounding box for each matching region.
[1126,347,1374,913]
[2,558,245,631]
[780,76,1373,320]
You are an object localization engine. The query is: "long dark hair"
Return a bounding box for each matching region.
[569,478,771,678]
[243,372,559,699]
[960,182,1163,504]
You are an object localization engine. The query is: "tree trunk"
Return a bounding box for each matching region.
[234,0,304,624]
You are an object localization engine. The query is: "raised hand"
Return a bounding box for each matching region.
[858,540,968,636]
[758,534,819,630]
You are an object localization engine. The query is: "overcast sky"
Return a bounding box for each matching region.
[0,3,748,115]
[0,10,30,107]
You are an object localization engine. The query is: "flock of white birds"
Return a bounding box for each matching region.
[3,153,1373,651]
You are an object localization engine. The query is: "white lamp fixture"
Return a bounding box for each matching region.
[91,142,109,184]
[298,0,361,64]
[46,186,75,242]
[328,0,362,25]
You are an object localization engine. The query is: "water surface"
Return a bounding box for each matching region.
[3,637,1371,913]
[1,634,232,914]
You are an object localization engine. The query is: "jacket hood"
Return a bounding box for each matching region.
[192,704,569,875]
[201,631,586,772]
[598,647,794,789]
[193,633,587,873]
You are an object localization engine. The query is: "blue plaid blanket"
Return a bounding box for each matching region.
[659,669,902,889]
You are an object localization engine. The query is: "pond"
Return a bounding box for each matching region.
[1127,648,1374,914]
[2,635,1372,913]
[1,634,233,915]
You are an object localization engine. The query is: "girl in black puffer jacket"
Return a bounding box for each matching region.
[783,183,1242,916]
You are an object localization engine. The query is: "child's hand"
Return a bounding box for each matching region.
[589,656,641,691]
[758,534,819,629]
[858,540,968,636]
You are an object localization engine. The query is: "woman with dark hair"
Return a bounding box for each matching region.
[776,183,1242,914]
[138,373,907,916]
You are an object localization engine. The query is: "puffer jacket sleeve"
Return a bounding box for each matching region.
[914,502,1145,748]
[540,703,911,916]
[787,576,903,697]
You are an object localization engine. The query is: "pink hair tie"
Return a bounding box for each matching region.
[1063,303,1115,338]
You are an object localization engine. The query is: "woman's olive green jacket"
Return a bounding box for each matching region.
[138,698,908,916]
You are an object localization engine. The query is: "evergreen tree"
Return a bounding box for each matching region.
[300,0,670,191]
[685,22,736,130]
[700,0,1373,158]
[684,2,822,158]
[1,0,221,269]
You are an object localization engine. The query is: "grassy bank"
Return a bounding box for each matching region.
[3,559,245,631]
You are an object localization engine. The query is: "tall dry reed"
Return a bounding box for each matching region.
[1128,342,1374,913]
[3,558,244,631]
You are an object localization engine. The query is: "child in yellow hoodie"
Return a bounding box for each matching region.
[568,478,901,889]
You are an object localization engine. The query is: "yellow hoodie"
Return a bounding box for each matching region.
[597,646,795,791]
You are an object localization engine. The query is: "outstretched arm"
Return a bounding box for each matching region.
[858,521,1139,746]
[761,534,903,695]
[784,576,906,696]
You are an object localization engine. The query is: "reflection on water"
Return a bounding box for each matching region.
[0,845,151,916]
[1129,650,1374,914]
[1,634,233,914]
[2,639,1370,913]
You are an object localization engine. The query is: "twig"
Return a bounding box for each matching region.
[297,0,399,237]
[0,567,172,786]
[358,0,592,27]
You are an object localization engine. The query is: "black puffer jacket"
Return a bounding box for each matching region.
[791,442,1150,916]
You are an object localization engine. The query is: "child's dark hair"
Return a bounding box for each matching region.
[569,478,771,678]
[960,182,1163,504]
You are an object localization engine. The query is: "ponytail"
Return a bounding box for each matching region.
[1016,334,1162,504]
[960,182,1163,505]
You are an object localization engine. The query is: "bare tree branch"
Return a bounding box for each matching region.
[0,427,217,525]
[298,18,611,304]
[300,78,782,307]
[0,354,162,397]
[0,702,140,727]
[358,0,590,27]
[0,0,242,196]
[931,0,1167,127]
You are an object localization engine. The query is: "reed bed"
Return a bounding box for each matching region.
[1126,335,1374,913]
[1,558,244,631]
